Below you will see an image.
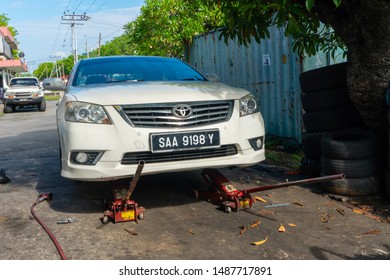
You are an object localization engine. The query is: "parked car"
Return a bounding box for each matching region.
[2,76,46,113]
[43,56,265,181]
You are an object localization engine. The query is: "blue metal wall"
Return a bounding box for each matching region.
[188,27,302,141]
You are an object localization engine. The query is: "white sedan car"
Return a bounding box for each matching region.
[44,56,265,181]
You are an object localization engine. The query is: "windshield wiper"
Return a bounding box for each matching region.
[107,79,145,83]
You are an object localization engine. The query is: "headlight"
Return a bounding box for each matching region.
[65,101,111,124]
[240,94,258,116]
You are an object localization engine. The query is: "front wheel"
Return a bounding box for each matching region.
[102,215,109,224]
[3,104,14,113]
[38,98,46,111]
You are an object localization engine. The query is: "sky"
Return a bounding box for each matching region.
[1,0,144,73]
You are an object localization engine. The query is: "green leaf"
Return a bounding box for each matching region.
[333,0,342,7]
[306,0,314,11]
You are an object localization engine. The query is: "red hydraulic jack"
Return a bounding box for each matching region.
[102,161,146,224]
[195,168,345,213]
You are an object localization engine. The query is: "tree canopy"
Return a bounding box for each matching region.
[124,0,222,57]
[0,13,20,58]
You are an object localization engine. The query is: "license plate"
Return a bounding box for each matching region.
[19,98,29,101]
[151,130,220,153]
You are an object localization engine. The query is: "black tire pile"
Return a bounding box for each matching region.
[321,130,382,196]
[299,63,383,196]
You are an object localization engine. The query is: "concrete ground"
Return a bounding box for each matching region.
[0,101,389,260]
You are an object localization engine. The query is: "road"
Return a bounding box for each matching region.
[0,101,389,260]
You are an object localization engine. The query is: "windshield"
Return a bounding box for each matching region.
[72,56,206,86]
[10,78,39,87]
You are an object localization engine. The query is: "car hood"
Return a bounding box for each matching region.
[66,81,250,105]
[7,86,41,92]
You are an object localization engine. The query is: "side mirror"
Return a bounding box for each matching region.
[204,73,219,82]
[42,78,66,91]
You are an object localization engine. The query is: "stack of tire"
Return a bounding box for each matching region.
[320,129,382,196]
[299,62,365,177]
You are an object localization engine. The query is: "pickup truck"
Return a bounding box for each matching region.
[2,77,46,113]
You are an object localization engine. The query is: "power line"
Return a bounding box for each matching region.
[61,13,91,64]
[85,0,98,13]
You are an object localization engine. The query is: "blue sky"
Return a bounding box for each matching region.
[1,0,144,72]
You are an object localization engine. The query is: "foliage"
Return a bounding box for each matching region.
[206,0,346,58]
[125,0,222,57]
[0,13,18,37]
[0,13,21,58]
[33,62,55,80]
[89,34,135,57]
[33,55,74,80]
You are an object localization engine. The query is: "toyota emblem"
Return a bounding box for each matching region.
[172,104,193,118]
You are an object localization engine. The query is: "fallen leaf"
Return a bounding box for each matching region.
[258,210,273,215]
[288,223,297,227]
[266,194,272,197]
[123,229,138,236]
[336,208,345,216]
[254,196,268,203]
[353,209,364,215]
[362,229,382,236]
[186,227,196,235]
[251,236,268,246]
[321,215,330,223]
[0,216,9,222]
[249,220,261,228]
[239,225,247,236]
[278,224,286,232]
[292,202,303,207]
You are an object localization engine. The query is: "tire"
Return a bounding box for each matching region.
[102,215,109,224]
[38,98,46,112]
[321,129,380,159]
[300,157,321,177]
[302,132,325,159]
[303,106,363,133]
[321,156,381,178]
[301,87,352,112]
[3,104,13,113]
[300,62,347,93]
[321,175,378,196]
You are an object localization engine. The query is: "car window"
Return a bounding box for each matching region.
[10,78,38,86]
[72,57,206,86]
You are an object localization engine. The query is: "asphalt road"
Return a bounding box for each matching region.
[0,101,389,260]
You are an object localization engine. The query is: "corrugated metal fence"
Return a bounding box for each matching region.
[188,27,302,141]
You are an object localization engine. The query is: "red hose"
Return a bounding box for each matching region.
[30,195,68,260]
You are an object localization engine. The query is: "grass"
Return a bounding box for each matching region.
[45,94,61,101]
[264,135,304,171]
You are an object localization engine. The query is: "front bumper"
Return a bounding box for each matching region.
[5,96,44,106]
[58,103,266,181]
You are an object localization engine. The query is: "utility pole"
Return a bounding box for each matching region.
[85,34,89,58]
[49,55,62,78]
[98,32,101,57]
[61,13,90,64]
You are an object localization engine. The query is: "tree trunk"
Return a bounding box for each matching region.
[315,0,390,131]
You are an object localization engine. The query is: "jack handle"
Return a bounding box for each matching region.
[243,173,345,194]
[124,160,145,201]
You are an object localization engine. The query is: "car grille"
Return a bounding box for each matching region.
[119,100,234,128]
[15,92,32,97]
[121,145,238,165]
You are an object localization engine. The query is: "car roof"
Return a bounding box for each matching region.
[11,77,39,80]
[78,55,179,64]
